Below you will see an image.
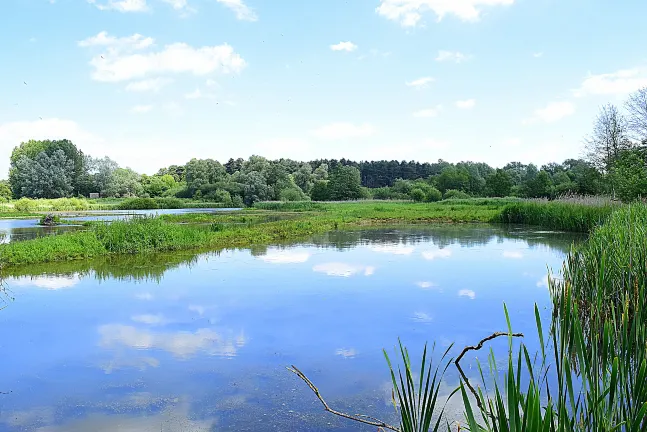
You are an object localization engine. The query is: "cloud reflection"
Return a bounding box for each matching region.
[257,250,311,264]
[11,275,81,290]
[312,263,375,277]
[458,289,476,299]
[421,249,452,260]
[99,325,246,358]
[416,281,438,289]
[369,244,415,255]
[335,348,358,358]
[502,250,524,259]
[412,312,433,323]
[131,314,167,326]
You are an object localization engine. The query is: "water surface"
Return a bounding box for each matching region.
[0,225,582,431]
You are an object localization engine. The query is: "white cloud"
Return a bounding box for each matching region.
[413,106,442,118]
[573,67,647,97]
[458,289,476,299]
[330,41,358,52]
[422,249,452,260]
[369,244,415,255]
[125,78,173,92]
[184,88,216,99]
[377,0,514,26]
[130,104,153,113]
[188,305,206,316]
[524,101,575,124]
[79,32,246,83]
[311,122,375,140]
[10,275,81,290]
[161,0,190,11]
[455,99,476,109]
[336,348,358,358]
[533,52,543,58]
[87,0,149,12]
[406,76,434,88]
[412,312,433,323]
[502,250,523,259]
[416,281,437,289]
[135,292,153,300]
[131,314,166,325]
[537,275,549,288]
[258,250,311,264]
[99,324,246,358]
[436,50,470,63]
[313,263,375,277]
[215,0,258,21]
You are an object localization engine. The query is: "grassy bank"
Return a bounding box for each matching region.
[497,200,617,231]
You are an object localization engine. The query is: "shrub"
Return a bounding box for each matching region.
[409,188,425,202]
[425,187,442,202]
[117,197,159,210]
[231,195,244,208]
[443,189,470,200]
[14,197,37,212]
[154,197,184,209]
[50,197,90,211]
[280,187,309,202]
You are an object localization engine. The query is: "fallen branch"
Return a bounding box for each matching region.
[287,365,400,431]
[454,331,524,420]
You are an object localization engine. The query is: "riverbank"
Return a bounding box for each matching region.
[0,199,617,267]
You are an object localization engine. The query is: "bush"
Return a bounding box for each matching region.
[280,187,310,202]
[409,188,425,202]
[117,197,159,210]
[371,187,409,200]
[310,180,330,201]
[425,187,442,202]
[14,197,37,212]
[443,189,470,200]
[154,197,184,209]
[50,197,90,211]
[231,195,244,208]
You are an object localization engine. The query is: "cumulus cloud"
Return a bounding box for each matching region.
[455,99,476,109]
[87,0,149,12]
[125,78,173,92]
[573,67,647,97]
[436,50,470,63]
[313,263,375,277]
[406,76,434,88]
[311,122,375,140]
[130,104,153,113]
[257,250,311,264]
[78,31,246,84]
[376,0,515,26]
[10,275,81,290]
[413,106,442,118]
[330,41,358,52]
[215,0,258,21]
[525,101,575,124]
[458,289,476,299]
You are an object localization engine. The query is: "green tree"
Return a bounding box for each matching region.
[328,165,362,200]
[12,150,74,198]
[185,158,227,196]
[232,171,272,205]
[293,163,314,193]
[485,169,513,197]
[104,168,143,197]
[312,163,329,181]
[310,180,330,201]
[434,166,470,193]
[525,170,553,198]
[0,181,12,201]
[610,149,647,202]
[409,188,425,202]
[88,156,119,195]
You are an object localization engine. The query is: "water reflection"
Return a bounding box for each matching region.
[0,224,583,431]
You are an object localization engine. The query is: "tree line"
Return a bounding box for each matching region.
[3,86,646,205]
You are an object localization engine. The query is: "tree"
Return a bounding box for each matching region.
[12,150,74,198]
[141,174,175,197]
[328,165,362,201]
[104,168,143,197]
[185,158,227,196]
[585,104,631,172]
[89,156,119,195]
[293,163,314,193]
[609,149,647,202]
[485,169,513,197]
[626,87,647,142]
[525,170,553,198]
[310,180,330,201]
[224,158,244,174]
[232,171,272,205]
[312,163,329,181]
[0,181,12,201]
[434,166,469,193]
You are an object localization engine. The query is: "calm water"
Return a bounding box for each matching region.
[0,225,582,431]
[0,208,239,244]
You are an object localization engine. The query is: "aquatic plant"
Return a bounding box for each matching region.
[497,201,616,232]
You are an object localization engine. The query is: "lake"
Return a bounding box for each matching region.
[0,224,582,431]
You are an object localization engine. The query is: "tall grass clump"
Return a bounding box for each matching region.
[254,201,326,212]
[498,201,616,232]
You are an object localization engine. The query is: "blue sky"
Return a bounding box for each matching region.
[1,0,647,176]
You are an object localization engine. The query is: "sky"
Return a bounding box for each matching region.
[1,0,647,176]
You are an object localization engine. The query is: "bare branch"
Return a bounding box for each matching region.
[454,331,524,420]
[287,365,401,431]
[626,87,647,142]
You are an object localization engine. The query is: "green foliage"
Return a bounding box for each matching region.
[409,188,425,202]
[609,149,647,202]
[485,169,513,197]
[50,197,90,211]
[117,197,159,210]
[425,188,442,202]
[104,168,143,197]
[443,189,470,200]
[11,150,75,198]
[280,187,310,202]
[14,197,37,212]
[310,180,330,201]
[371,187,409,200]
[185,158,227,196]
[498,201,616,232]
[0,181,12,201]
[328,165,362,200]
[38,214,62,226]
[434,166,470,193]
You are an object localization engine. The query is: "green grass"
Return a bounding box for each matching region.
[497,201,617,232]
